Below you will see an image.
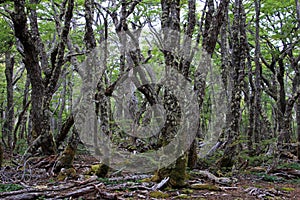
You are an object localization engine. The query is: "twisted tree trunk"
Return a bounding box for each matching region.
[11,0,74,156]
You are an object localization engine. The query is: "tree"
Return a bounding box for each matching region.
[10,0,74,155]
[218,0,247,168]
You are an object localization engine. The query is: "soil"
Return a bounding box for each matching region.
[0,151,299,200]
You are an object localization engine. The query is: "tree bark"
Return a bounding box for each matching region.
[19,74,30,140]
[0,141,2,168]
[3,51,14,150]
[253,0,263,150]
[297,99,300,160]
[296,0,300,28]
[194,0,229,169]
[12,0,45,143]
[218,0,246,169]
[11,0,74,156]
[155,0,188,188]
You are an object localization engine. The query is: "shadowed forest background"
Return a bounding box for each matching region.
[0,0,300,199]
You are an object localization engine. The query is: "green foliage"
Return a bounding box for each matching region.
[0,18,14,53]
[14,139,28,155]
[287,178,300,185]
[36,196,46,200]
[197,150,223,171]
[0,183,23,192]
[240,151,273,167]
[278,162,300,170]
[255,172,283,182]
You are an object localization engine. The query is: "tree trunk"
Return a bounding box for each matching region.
[218,0,246,169]
[11,0,74,156]
[0,142,2,168]
[19,74,30,140]
[3,51,14,150]
[57,71,68,134]
[277,58,290,146]
[194,0,229,169]
[296,0,300,28]
[11,0,54,155]
[184,0,198,169]
[297,99,300,160]
[53,127,80,173]
[156,0,187,188]
[253,0,263,153]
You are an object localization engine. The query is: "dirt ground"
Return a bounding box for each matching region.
[0,152,299,199]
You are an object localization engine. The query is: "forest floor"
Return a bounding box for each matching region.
[0,151,299,200]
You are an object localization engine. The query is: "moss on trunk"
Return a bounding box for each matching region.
[155,154,187,188]
[53,128,79,173]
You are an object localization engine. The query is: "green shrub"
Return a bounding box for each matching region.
[0,183,23,192]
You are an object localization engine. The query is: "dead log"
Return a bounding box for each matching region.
[192,170,235,185]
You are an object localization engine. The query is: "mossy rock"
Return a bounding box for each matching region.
[190,183,221,191]
[87,164,109,178]
[87,164,101,174]
[149,191,169,198]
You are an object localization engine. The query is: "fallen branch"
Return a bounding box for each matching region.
[151,177,169,190]
[0,180,116,200]
[193,170,235,185]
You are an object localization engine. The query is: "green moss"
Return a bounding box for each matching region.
[149,191,169,198]
[57,172,67,181]
[57,167,76,181]
[151,172,161,182]
[190,183,221,191]
[140,177,152,182]
[169,155,187,187]
[156,154,188,188]
[89,164,100,174]
[87,164,108,177]
[253,184,263,188]
[60,145,75,167]
[279,187,295,192]
[182,188,194,194]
